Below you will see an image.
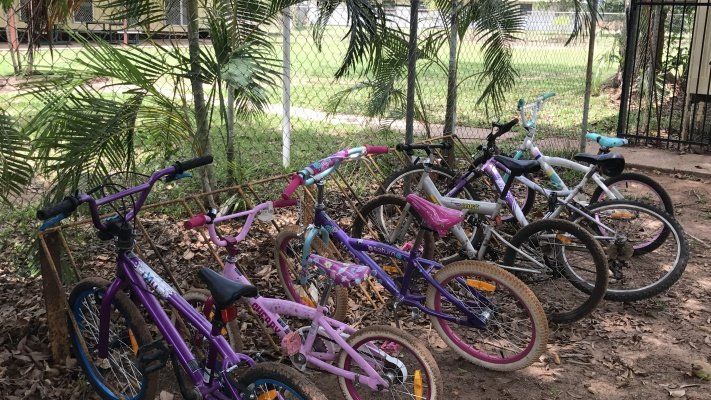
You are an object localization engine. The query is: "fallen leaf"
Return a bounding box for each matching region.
[183,250,195,260]
[668,388,685,398]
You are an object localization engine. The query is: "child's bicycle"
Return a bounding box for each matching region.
[274,146,549,371]
[182,190,443,400]
[37,156,327,400]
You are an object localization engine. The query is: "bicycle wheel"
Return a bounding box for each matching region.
[275,225,349,321]
[232,362,328,400]
[68,277,158,400]
[351,194,435,259]
[378,164,476,199]
[590,172,674,215]
[573,200,688,302]
[337,325,443,400]
[502,218,608,324]
[425,260,548,371]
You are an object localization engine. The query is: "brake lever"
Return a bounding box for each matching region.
[39,213,67,231]
[165,172,192,182]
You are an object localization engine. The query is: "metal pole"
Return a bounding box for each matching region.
[617,1,641,137]
[405,0,420,144]
[580,0,598,152]
[282,7,292,168]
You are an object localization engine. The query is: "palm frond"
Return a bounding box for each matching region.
[95,0,167,28]
[0,110,32,203]
[459,0,523,112]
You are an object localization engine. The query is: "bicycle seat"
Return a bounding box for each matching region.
[198,268,258,308]
[406,194,464,236]
[586,132,628,148]
[307,254,370,287]
[493,155,541,177]
[573,152,625,176]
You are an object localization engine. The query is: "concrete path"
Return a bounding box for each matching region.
[602,145,711,177]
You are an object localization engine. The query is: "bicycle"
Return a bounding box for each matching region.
[181,195,443,400]
[37,156,327,400]
[354,150,610,324]
[376,99,688,301]
[274,145,549,371]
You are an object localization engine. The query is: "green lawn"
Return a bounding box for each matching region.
[1,26,621,184]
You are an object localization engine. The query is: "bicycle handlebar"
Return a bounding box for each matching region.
[279,145,388,201]
[37,196,81,220]
[492,118,519,138]
[395,142,452,153]
[37,155,214,232]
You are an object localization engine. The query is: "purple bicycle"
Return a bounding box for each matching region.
[36,157,326,400]
[274,146,549,371]
[182,193,443,400]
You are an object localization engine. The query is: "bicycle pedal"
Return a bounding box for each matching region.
[138,339,169,374]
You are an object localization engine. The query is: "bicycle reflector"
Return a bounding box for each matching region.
[414,370,423,399]
[556,234,574,245]
[467,279,496,292]
[221,305,238,323]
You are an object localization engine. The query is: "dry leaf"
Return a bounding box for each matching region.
[667,388,685,398]
[183,250,195,260]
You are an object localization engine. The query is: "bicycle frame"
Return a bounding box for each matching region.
[305,184,491,328]
[194,200,418,391]
[97,252,253,400]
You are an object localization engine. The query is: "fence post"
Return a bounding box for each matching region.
[617,1,640,137]
[404,0,420,145]
[580,0,598,152]
[282,7,292,168]
[38,232,70,363]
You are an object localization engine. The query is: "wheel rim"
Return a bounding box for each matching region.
[510,227,602,318]
[433,271,537,364]
[581,204,683,294]
[343,335,434,399]
[250,378,306,400]
[71,288,147,400]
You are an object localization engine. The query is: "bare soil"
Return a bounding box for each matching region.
[0,169,709,399]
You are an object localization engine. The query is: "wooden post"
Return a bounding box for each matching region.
[38,231,70,363]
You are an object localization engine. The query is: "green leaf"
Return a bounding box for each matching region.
[0,110,32,204]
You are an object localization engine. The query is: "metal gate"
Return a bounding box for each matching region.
[618,0,711,150]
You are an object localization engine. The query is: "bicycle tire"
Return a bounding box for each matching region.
[351,194,435,259]
[274,225,350,322]
[378,164,477,199]
[233,362,328,400]
[337,324,443,400]
[574,199,688,302]
[590,171,674,216]
[502,218,608,324]
[68,277,158,400]
[425,260,549,371]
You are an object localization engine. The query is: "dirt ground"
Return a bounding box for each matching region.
[0,168,709,399]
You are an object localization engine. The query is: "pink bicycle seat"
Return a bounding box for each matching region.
[406,194,464,236]
[307,254,370,287]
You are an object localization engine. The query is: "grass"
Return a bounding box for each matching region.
[2,26,621,137]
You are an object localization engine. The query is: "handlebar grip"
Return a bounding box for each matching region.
[282,175,303,198]
[365,145,389,155]
[174,155,214,174]
[184,214,207,229]
[517,98,525,111]
[541,92,556,100]
[273,198,298,208]
[37,196,80,221]
[494,118,519,138]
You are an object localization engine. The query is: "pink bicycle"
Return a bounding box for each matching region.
[183,177,443,400]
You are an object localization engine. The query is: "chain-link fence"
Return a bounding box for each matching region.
[0,1,625,208]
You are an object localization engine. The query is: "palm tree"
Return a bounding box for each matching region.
[16,0,386,200]
[0,107,32,203]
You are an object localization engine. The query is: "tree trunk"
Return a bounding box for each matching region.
[38,232,70,363]
[6,6,21,74]
[442,1,458,167]
[404,0,420,145]
[226,88,236,184]
[186,0,216,204]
